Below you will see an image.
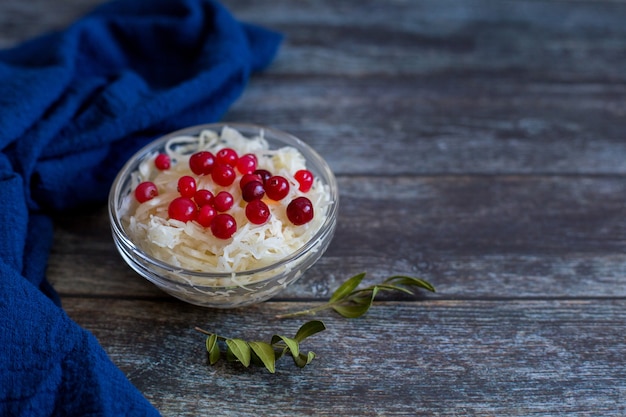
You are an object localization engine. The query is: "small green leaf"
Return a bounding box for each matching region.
[293,351,316,368]
[384,275,436,292]
[332,303,370,318]
[293,320,326,342]
[347,294,375,305]
[273,345,287,361]
[332,287,379,318]
[249,341,276,373]
[329,272,366,302]
[226,338,251,367]
[364,283,415,295]
[270,335,300,358]
[225,347,236,362]
[205,333,216,352]
[206,333,220,365]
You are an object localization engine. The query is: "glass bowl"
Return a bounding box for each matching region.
[108,123,338,308]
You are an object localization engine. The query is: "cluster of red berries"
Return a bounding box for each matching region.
[134,148,315,240]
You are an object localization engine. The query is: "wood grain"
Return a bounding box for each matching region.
[50,175,626,299]
[3,0,626,415]
[224,75,626,175]
[228,0,626,78]
[63,298,626,416]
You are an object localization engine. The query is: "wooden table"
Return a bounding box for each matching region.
[5,0,626,415]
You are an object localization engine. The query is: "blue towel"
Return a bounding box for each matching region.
[0,0,281,414]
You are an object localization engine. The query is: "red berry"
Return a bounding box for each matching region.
[265,175,290,201]
[253,169,272,185]
[211,163,236,187]
[245,200,271,224]
[213,191,234,212]
[236,153,257,175]
[154,153,171,170]
[286,197,314,225]
[194,189,214,207]
[168,197,197,222]
[177,175,196,198]
[216,148,238,166]
[294,169,314,192]
[211,213,237,239]
[240,173,263,190]
[242,180,265,202]
[134,181,158,203]
[197,205,217,227]
[189,151,215,176]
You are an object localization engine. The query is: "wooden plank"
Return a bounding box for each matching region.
[224,74,626,175]
[225,0,626,80]
[4,0,626,82]
[63,298,626,416]
[4,1,626,176]
[4,0,625,415]
[49,175,626,299]
[228,0,626,36]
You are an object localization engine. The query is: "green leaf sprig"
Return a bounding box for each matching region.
[276,272,435,319]
[194,320,326,373]
[195,273,434,373]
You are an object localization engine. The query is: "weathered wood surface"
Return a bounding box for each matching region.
[50,175,626,299]
[4,0,626,415]
[62,298,626,416]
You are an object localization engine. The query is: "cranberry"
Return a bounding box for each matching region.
[213,191,234,212]
[286,197,314,225]
[134,181,158,203]
[242,180,265,202]
[197,205,217,227]
[216,148,238,166]
[211,163,236,187]
[194,189,214,207]
[265,175,289,201]
[253,169,272,185]
[211,213,237,239]
[168,197,197,222]
[177,175,196,198]
[246,200,271,224]
[154,153,171,170]
[189,151,215,176]
[236,153,257,175]
[240,173,263,190]
[294,169,314,192]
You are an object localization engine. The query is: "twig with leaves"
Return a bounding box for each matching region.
[196,272,435,373]
[276,272,435,319]
[194,320,326,373]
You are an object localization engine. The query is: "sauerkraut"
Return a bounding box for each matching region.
[120,126,331,274]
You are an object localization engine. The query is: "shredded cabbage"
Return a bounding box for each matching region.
[121,126,331,274]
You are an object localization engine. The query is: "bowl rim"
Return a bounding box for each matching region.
[108,122,339,280]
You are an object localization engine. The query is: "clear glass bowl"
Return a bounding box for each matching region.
[108,123,338,308]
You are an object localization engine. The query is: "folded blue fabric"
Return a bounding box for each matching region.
[0,0,281,415]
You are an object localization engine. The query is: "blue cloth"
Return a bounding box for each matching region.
[0,0,281,415]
